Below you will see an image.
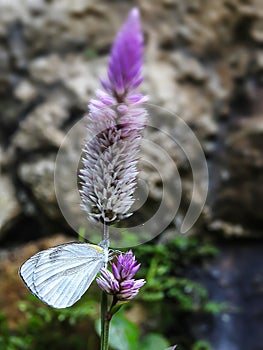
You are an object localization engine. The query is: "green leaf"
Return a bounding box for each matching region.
[203,301,228,314]
[8,336,29,349]
[109,314,139,350]
[141,291,164,301]
[95,314,139,350]
[141,333,170,350]
[192,340,212,350]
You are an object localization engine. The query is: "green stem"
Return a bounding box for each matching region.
[101,222,110,350]
[101,292,110,350]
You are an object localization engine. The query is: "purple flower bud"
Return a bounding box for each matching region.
[120,280,135,289]
[112,250,141,280]
[80,7,147,224]
[96,250,145,301]
[97,268,120,294]
[117,277,146,301]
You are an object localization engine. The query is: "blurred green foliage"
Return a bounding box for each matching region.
[133,235,227,349]
[0,296,100,350]
[0,298,170,350]
[1,235,225,349]
[191,340,212,350]
[96,312,170,350]
[134,236,224,312]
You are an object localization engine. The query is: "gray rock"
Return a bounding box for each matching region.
[211,115,263,237]
[14,79,37,102]
[29,55,62,85]
[18,154,60,220]
[11,91,70,151]
[0,174,21,237]
[0,0,262,242]
[251,18,263,43]
[170,52,207,82]
[256,51,263,72]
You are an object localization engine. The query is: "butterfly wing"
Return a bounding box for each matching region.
[19,251,42,297]
[19,243,106,309]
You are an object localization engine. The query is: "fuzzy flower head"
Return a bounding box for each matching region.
[96,250,145,301]
[79,8,147,224]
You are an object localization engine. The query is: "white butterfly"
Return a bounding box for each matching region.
[19,241,109,309]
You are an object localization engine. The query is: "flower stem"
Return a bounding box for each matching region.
[103,221,109,247]
[100,291,109,350]
[101,222,110,350]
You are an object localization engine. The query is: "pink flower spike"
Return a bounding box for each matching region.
[80,8,147,224]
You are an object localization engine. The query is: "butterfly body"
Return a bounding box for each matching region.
[19,241,108,309]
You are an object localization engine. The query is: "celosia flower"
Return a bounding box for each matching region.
[79,8,147,223]
[96,250,145,301]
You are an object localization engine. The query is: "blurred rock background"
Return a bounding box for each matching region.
[0,0,262,349]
